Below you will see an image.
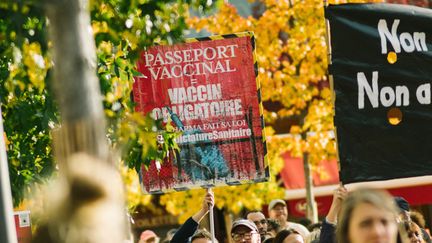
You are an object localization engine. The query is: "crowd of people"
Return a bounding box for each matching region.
[138,187,431,243]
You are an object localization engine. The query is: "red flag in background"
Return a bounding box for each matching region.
[278,152,338,217]
[278,152,432,218]
[279,152,339,189]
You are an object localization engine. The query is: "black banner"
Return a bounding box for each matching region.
[326,3,432,184]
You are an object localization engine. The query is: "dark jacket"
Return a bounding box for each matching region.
[170,217,198,243]
[319,218,336,243]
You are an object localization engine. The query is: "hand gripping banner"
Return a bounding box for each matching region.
[325,3,432,184]
[133,32,269,193]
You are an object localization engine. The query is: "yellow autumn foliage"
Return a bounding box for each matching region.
[120,165,152,209]
[6,41,50,96]
[155,0,386,221]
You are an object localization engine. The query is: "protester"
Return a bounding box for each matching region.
[411,210,431,241]
[190,229,216,243]
[403,220,426,243]
[336,188,399,243]
[320,185,348,243]
[410,211,427,229]
[268,199,310,239]
[267,218,281,237]
[139,230,160,243]
[395,197,432,243]
[273,229,304,243]
[170,191,214,243]
[231,219,261,243]
[395,197,411,221]
[246,211,269,242]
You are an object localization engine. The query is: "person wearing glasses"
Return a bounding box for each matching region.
[231,219,261,243]
[246,211,269,242]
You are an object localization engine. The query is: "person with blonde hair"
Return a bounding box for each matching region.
[190,229,217,243]
[336,188,400,243]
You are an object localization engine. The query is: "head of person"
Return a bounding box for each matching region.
[268,199,288,223]
[231,219,261,243]
[273,229,304,243]
[246,211,268,240]
[336,188,399,243]
[191,229,216,243]
[404,220,425,243]
[394,196,411,221]
[139,230,159,243]
[410,211,426,229]
[266,218,281,237]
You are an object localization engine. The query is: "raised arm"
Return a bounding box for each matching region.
[171,191,214,243]
[320,185,347,243]
[192,190,214,223]
[326,185,347,224]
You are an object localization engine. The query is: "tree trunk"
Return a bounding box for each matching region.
[45,0,109,164]
[32,1,127,243]
[303,152,318,223]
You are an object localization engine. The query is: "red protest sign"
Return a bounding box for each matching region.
[133,32,268,193]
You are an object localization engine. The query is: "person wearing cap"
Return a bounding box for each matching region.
[394,196,432,243]
[139,230,160,243]
[231,219,261,243]
[394,196,411,221]
[246,211,269,242]
[268,199,310,240]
